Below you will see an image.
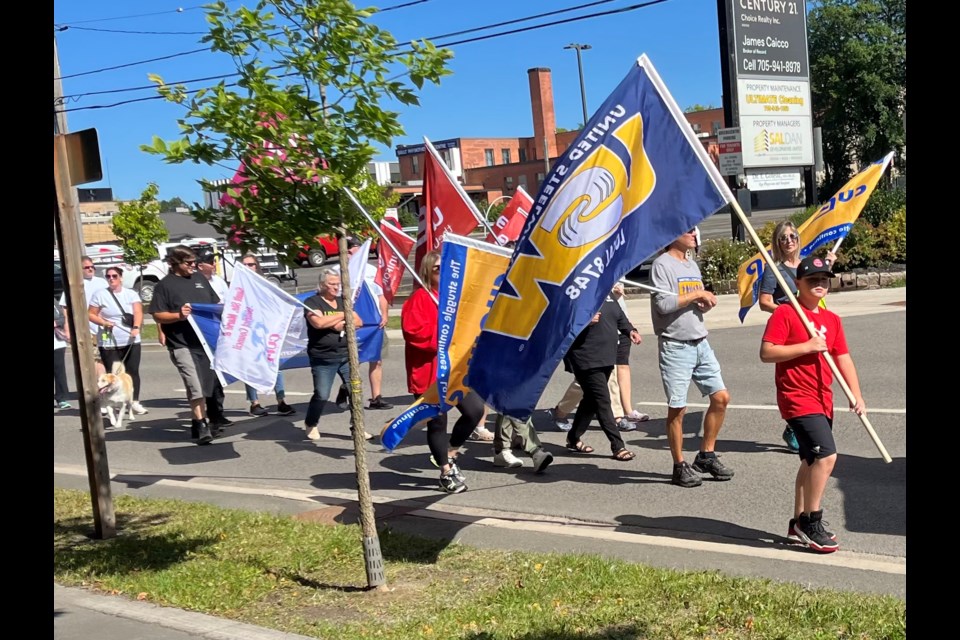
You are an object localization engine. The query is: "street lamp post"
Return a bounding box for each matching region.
[564,43,592,126]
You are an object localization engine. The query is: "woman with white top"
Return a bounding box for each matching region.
[88,265,147,415]
[54,299,71,410]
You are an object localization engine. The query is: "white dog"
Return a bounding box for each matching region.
[97,362,135,428]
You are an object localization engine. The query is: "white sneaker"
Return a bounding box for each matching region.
[100,406,109,416]
[493,450,524,468]
[131,402,148,415]
[554,419,572,432]
[468,426,495,442]
[617,419,638,432]
[625,410,650,423]
[305,426,320,441]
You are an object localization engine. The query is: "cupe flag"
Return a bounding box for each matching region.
[468,54,732,420]
[735,152,895,322]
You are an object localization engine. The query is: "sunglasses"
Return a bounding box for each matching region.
[105,274,121,280]
[431,265,441,272]
[182,259,196,266]
[82,265,95,270]
[242,263,257,268]
[779,233,799,244]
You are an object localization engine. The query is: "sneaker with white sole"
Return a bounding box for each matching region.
[305,425,320,441]
[130,402,148,415]
[625,410,650,423]
[788,517,836,542]
[795,510,839,553]
[531,447,554,474]
[56,401,73,410]
[493,451,524,468]
[249,403,269,417]
[549,407,573,432]
[691,452,734,480]
[617,419,637,432]
[439,470,466,493]
[468,426,495,442]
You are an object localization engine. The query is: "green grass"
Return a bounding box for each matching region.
[887,276,906,288]
[386,315,401,330]
[141,323,159,342]
[54,489,905,639]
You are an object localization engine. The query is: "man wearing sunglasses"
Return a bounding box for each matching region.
[59,255,110,386]
[150,246,223,445]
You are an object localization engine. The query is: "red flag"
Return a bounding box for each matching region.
[375,221,416,306]
[414,139,481,272]
[484,185,534,245]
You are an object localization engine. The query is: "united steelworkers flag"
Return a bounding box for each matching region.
[414,137,482,272]
[381,235,511,451]
[485,185,534,245]
[375,220,416,305]
[469,54,733,420]
[735,151,895,321]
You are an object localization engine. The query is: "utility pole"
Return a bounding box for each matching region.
[54,32,86,246]
[564,43,592,127]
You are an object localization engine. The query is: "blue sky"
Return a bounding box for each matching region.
[55,0,724,204]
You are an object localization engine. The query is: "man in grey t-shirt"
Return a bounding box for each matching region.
[650,228,734,488]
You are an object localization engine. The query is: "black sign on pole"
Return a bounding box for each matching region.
[63,128,103,186]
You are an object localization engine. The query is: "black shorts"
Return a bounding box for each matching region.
[787,414,837,465]
[616,335,631,366]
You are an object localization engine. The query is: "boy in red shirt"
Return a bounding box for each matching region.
[760,256,866,553]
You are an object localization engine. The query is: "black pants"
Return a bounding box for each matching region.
[100,343,142,400]
[54,348,69,404]
[426,391,485,467]
[568,364,625,453]
[206,379,226,421]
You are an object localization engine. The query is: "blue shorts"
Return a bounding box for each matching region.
[657,337,726,408]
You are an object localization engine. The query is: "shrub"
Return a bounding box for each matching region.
[861,185,906,226]
[874,206,906,265]
[832,221,881,271]
[698,238,756,288]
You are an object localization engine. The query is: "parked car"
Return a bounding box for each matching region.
[297,235,341,267]
[119,238,221,304]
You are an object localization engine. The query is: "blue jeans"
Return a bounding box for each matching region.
[305,358,350,428]
[245,372,286,403]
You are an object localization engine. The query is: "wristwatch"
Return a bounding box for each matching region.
[132,326,141,330]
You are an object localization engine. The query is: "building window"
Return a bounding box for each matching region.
[692,123,702,133]
[505,176,514,186]
[484,149,494,166]
[536,172,546,183]
[712,121,720,136]
[518,175,528,190]
[501,149,511,164]
[411,155,419,175]
[518,149,527,163]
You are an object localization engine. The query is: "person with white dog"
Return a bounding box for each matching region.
[88,265,147,416]
[150,246,222,445]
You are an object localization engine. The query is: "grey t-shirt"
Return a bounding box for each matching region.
[649,252,708,341]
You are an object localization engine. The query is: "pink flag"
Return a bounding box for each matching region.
[375,221,416,306]
[484,185,534,245]
[414,139,481,273]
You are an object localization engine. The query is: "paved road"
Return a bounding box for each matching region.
[55,287,906,603]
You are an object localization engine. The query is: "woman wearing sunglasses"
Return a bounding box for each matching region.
[88,265,147,415]
[758,221,836,452]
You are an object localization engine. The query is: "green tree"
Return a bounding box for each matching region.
[684,103,718,112]
[157,196,189,212]
[142,0,451,591]
[112,182,168,267]
[808,0,905,194]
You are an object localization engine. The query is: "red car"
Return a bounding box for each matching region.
[298,235,379,267]
[298,235,341,267]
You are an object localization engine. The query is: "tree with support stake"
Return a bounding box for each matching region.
[144,0,452,589]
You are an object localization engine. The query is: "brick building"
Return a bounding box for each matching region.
[393,68,722,215]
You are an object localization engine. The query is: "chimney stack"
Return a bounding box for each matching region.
[528,67,558,161]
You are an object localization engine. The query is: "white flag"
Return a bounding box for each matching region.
[347,238,372,302]
[214,264,299,393]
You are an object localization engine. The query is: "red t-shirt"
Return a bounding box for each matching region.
[762,303,849,420]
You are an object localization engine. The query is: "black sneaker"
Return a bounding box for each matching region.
[249,403,269,417]
[439,470,466,494]
[276,401,296,416]
[368,395,394,410]
[788,518,836,542]
[335,385,350,410]
[210,416,233,428]
[672,461,702,488]
[796,510,839,553]
[692,452,734,480]
[196,421,213,445]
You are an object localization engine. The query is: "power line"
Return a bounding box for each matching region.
[56,0,672,112]
[57,25,209,36]
[55,0,438,80]
[55,4,207,26]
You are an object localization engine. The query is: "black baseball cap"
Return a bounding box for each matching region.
[796,256,835,279]
[345,236,362,249]
[196,250,216,265]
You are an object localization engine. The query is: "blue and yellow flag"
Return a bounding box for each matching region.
[467,54,732,420]
[381,236,511,451]
[736,152,895,321]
